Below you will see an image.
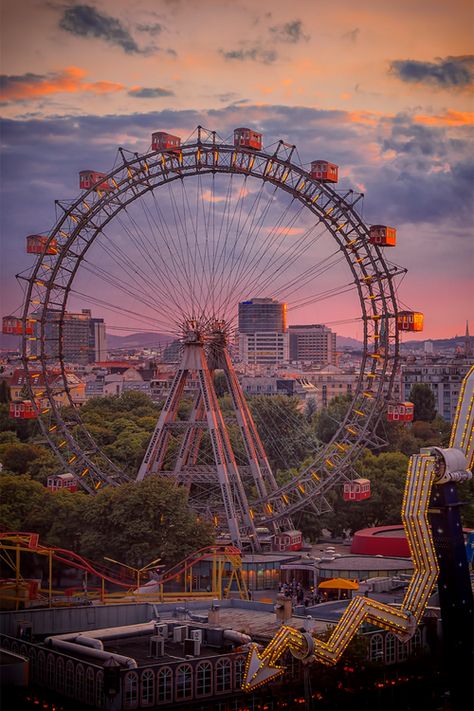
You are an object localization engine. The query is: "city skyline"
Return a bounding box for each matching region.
[1,0,473,341]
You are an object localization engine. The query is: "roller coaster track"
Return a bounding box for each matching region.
[0,532,243,595]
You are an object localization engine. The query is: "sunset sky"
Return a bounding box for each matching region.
[1,0,473,340]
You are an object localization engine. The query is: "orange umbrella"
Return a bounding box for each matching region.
[318,578,359,590]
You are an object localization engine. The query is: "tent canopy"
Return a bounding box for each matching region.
[318,577,359,590]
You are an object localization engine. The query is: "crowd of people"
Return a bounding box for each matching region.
[279,579,324,606]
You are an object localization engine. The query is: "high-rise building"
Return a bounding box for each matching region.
[32,309,107,364]
[238,298,288,365]
[238,297,286,333]
[288,324,337,366]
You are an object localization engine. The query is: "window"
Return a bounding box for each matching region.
[37,651,45,683]
[85,667,95,706]
[75,663,85,701]
[28,648,37,682]
[385,633,396,664]
[216,658,232,693]
[141,669,155,706]
[234,656,246,689]
[96,670,105,708]
[398,640,409,662]
[124,671,139,709]
[370,634,384,662]
[196,661,212,696]
[176,664,193,700]
[412,628,422,654]
[65,660,75,696]
[47,654,55,687]
[157,666,173,704]
[56,657,65,692]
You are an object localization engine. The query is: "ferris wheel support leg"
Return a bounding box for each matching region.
[197,350,261,550]
[173,392,205,480]
[136,367,188,480]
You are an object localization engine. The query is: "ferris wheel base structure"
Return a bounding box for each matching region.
[10,124,425,550]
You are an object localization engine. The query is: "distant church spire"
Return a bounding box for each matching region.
[465,320,472,358]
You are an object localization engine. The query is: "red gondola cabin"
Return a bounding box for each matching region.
[369,225,396,247]
[79,171,112,192]
[2,316,33,335]
[387,402,414,422]
[9,401,37,419]
[397,311,424,332]
[310,160,339,183]
[233,128,262,150]
[151,132,181,152]
[47,473,78,493]
[274,530,303,552]
[26,234,58,255]
[343,478,371,501]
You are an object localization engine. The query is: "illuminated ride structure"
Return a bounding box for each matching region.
[242,367,474,693]
[11,125,420,550]
[0,535,248,607]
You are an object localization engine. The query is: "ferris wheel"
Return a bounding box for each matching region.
[11,124,422,550]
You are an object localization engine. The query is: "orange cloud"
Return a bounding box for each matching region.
[1,67,124,102]
[413,110,474,126]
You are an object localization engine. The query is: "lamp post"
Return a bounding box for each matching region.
[104,555,163,596]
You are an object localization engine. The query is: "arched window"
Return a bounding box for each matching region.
[85,667,95,706]
[385,633,396,664]
[96,670,105,708]
[29,648,37,682]
[398,639,409,662]
[157,666,173,704]
[176,664,193,701]
[56,657,65,692]
[412,628,422,654]
[65,660,75,696]
[370,634,384,663]
[1,638,10,650]
[124,671,139,709]
[196,661,212,696]
[234,656,246,689]
[140,669,155,706]
[37,651,45,683]
[75,663,85,701]
[11,641,19,654]
[216,657,232,693]
[47,653,55,687]
[19,644,28,658]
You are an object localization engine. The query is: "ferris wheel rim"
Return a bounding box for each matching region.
[20,130,402,511]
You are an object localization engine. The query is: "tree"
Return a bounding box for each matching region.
[0,380,11,403]
[322,450,409,535]
[410,383,437,422]
[0,442,45,475]
[314,395,352,444]
[79,476,214,568]
[0,472,46,531]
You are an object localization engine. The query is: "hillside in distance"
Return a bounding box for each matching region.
[107,331,175,350]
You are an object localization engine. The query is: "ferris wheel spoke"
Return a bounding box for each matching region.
[93,229,185,324]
